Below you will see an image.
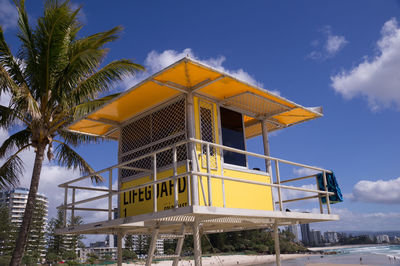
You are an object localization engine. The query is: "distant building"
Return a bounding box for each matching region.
[286,225,299,242]
[77,234,164,262]
[324,231,338,244]
[77,247,117,262]
[376,234,390,243]
[0,188,48,257]
[300,223,311,245]
[309,230,322,246]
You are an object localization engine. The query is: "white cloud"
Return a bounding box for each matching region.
[308,26,348,60]
[0,0,17,30]
[325,34,347,55]
[331,18,400,110]
[311,207,400,231]
[349,177,400,204]
[275,184,317,202]
[123,48,264,89]
[293,167,320,177]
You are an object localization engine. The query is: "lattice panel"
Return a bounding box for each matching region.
[120,98,187,179]
[199,101,217,169]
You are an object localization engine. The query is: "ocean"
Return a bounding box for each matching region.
[263,245,400,266]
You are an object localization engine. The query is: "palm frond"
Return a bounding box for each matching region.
[57,129,103,147]
[54,141,103,183]
[0,105,29,128]
[15,0,38,89]
[0,27,26,87]
[0,144,30,189]
[51,26,128,105]
[0,128,30,158]
[72,92,120,119]
[34,0,80,102]
[70,59,144,105]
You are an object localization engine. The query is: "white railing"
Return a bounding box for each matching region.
[57,139,334,227]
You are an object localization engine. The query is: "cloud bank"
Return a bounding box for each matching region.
[331,18,400,110]
[123,48,264,89]
[349,177,400,204]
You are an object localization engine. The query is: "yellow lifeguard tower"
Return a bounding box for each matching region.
[57,58,339,266]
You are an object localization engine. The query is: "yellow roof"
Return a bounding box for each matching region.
[68,58,322,139]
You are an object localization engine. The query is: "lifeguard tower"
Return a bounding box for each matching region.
[56,58,340,266]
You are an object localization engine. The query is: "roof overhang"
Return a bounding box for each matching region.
[68,57,323,139]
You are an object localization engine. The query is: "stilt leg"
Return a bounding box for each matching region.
[274,222,281,266]
[146,227,160,266]
[117,231,123,266]
[193,219,202,266]
[173,223,187,266]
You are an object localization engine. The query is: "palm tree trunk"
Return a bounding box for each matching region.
[10,143,46,266]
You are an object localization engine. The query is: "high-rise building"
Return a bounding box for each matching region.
[300,223,310,245]
[324,231,338,244]
[285,225,299,242]
[0,188,48,257]
[310,230,322,246]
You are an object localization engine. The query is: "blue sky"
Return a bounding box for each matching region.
[1,0,400,236]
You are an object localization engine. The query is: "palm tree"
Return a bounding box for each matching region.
[0,1,144,265]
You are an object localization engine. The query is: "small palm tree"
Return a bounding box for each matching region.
[0,1,144,265]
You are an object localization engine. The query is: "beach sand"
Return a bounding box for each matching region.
[306,264,374,266]
[119,252,400,266]
[122,254,310,265]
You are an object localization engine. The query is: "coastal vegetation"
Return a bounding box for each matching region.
[164,229,308,256]
[0,0,143,264]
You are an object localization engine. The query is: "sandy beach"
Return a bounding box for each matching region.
[121,254,310,265]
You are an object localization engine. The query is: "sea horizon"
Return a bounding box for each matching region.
[263,244,400,266]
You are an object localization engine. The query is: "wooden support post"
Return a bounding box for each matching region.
[261,119,272,175]
[117,231,123,266]
[172,223,187,266]
[146,226,160,266]
[193,219,202,266]
[274,222,281,266]
[261,119,276,211]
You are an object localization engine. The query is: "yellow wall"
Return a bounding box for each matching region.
[223,169,273,210]
[120,165,189,217]
[119,96,274,218]
[193,96,274,211]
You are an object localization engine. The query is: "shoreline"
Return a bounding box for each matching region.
[122,253,311,265]
[308,243,391,251]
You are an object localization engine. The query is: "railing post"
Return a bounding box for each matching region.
[316,175,323,214]
[71,188,75,222]
[322,171,331,214]
[206,143,212,206]
[274,161,283,211]
[63,187,68,227]
[108,169,113,221]
[153,154,157,212]
[187,93,199,206]
[173,145,178,208]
